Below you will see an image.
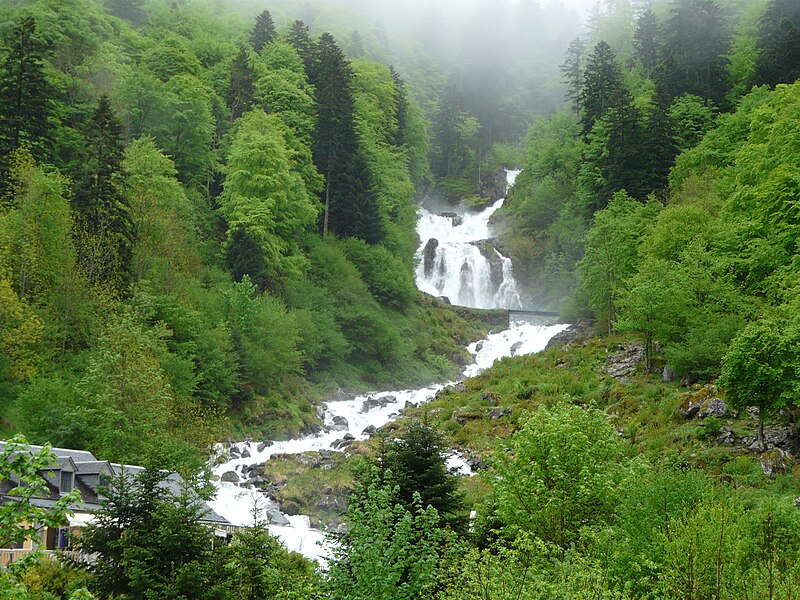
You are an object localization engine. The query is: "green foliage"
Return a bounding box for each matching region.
[490,402,630,548]
[326,465,448,600]
[339,238,416,311]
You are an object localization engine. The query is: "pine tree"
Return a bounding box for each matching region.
[642,94,677,198]
[73,96,134,293]
[390,66,408,147]
[0,16,51,195]
[225,225,271,291]
[226,46,255,124]
[286,20,314,71]
[658,0,730,107]
[754,0,800,86]
[380,421,467,534]
[561,38,586,115]
[633,9,660,79]
[580,41,630,136]
[309,33,384,243]
[250,9,276,53]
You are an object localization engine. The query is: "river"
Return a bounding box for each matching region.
[208,170,569,561]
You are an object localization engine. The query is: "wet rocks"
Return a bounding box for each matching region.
[510,341,523,356]
[360,395,396,413]
[267,508,290,526]
[439,212,464,227]
[470,240,504,291]
[423,238,439,277]
[361,425,377,436]
[221,471,239,483]
[330,415,349,432]
[545,320,592,351]
[331,434,355,450]
[256,440,273,453]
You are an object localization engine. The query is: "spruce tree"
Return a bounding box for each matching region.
[642,94,677,198]
[250,9,276,53]
[73,96,134,293]
[633,9,660,79]
[561,38,586,115]
[309,32,383,243]
[286,20,314,72]
[390,66,408,147]
[658,0,729,107]
[754,0,800,87]
[380,421,467,534]
[0,16,51,194]
[580,41,630,136]
[226,46,255,124]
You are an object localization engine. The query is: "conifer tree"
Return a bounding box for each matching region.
[105,0,146,27]
[250,9,276,53]
[561,38,586,115]
[754,0,800,86]
[0,16,51,195]
[73,96,134,293]
[580,41,630,136]
[633,9,660,79]
[286,20,314,71]
[642,94,678,197]
[390,66,408,147]
[309,33,383,243]
[226,46,256,124]
[658,0,729,107]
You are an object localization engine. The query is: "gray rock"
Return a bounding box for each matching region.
[330,415,349,432]
[240,448,251,459]
[760,448,792,476]
[716,426,735,445]
[423,238,439,278]
[454,382,467,393]
[361,425,377,436]
[221,471,239,483]
[793,497,800,508]
[267,509,290,526]
[663,366,676,382]
[490,407,511,419]
[256,440,273,453]
[510,341,523,356]
[439,212,464,227]
[436,296,451,304]
[698,398,728,419]
[603,343,645,381]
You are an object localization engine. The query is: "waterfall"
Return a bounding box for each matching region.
[208,168,570,562]
[415,170,523,309]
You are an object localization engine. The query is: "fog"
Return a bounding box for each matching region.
[211,0,597,143]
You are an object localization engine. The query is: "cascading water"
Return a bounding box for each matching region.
[415,171,523,309]
[208,169,569,562]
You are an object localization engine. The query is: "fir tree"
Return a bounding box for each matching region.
[73,96,134,293]
[226,46,255,124]
[225,225,271,292]
[754,0,800,87]
[390,66,408,147]
[286,20,314,71]
[561,38,586,115]
[0,16,51,194]
[633,9,660,79]
[658,0,730,107]
[580,41,630,136]
[250,9,276,53]
[309,32,383,243]
[642,94,677,198]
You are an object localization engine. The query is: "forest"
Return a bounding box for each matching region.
[1,0,800,597]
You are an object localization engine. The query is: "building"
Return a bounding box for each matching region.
[0,442,232,567]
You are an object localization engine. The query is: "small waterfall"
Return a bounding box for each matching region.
[415,170,523,309]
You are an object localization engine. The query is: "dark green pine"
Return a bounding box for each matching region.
[226,46,256,124]
[754,0,800,87]
[580,41,631,137]
[250,9,276,53]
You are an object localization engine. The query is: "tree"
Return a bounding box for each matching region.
[657,0,730,107]
[0,436,80,552]
[579,41,630,136]
[326,466,448,600]
[77,468,227,599]
[641,94,678,196]
[0,17,52,196]
[105,0,146,27]
[226,47,256,124]
[250,9,276,53]
[719,317,800,442]
[73,96,134,295]
[754,0,800,87]
[560,38,585,115]
[309,33,383,243]
[490,403,629,548]
[633,8,660,79]
[379,421,467,534]
[285,20,314,71]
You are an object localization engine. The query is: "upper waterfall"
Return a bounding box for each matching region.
[415,170,523,309]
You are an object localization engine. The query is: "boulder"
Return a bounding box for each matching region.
[240,448,251,459]
[603,343,645,381]
[760,448,792,477]
[545,320,592,351]
[490,407,511,419]
[679,385,725,419]
[221,471,239,483]
[510,342,523,356]
[698,398,728,419]
[256,440,273,453]
[361,425,377,436]
[330,415,349,432]
[267,508,290,526]
[422,238,439,278]
[439,212,464,227]
[331,433,356,450]
[663,366,676,383]
[793,497,800,508]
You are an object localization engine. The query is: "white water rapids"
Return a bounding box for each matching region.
[208,170,569,562]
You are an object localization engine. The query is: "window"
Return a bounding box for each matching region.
[60,470,73,493]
